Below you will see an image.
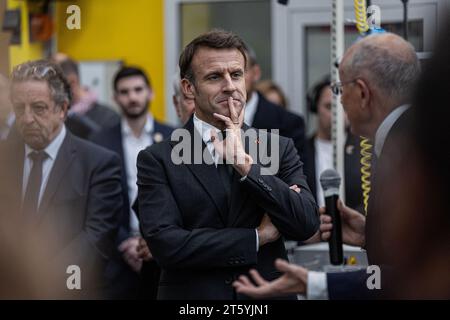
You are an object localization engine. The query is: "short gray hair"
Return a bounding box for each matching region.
[172,71,182,98]
[11,59,72,108]
[343,36,420,102]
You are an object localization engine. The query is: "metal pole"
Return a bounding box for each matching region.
[331,0,346,201]
[401,0,409,40]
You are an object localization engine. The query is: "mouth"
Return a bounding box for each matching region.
[216,98,242,105]
[23,129,41,136]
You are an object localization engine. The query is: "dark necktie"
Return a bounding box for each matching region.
[22,151,47,216]
[214,131,233,202]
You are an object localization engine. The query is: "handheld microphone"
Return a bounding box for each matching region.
[320,169,344,265]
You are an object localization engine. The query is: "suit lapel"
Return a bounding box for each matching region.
[170,117,229,224]
[38,132,76,218]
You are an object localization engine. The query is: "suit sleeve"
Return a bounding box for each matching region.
[327,266,389,300]
[137,147,258,270]
[242,137,319,241]
[55,151,123,281]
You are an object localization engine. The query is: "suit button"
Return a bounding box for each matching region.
[225,277,233,284]
[267,186,272,191]
[258,178,264,184]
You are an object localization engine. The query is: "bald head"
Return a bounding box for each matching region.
[340,33,419,105]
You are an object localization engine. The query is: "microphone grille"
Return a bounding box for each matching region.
[319,168,341,191]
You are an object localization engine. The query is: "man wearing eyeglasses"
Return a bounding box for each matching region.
[0,60,123,298]
[233,32,420,299]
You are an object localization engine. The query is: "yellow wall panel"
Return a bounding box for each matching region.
[55,0,166,121]
[7,0,44,72]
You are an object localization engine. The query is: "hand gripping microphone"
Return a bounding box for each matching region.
[320,169,344,265]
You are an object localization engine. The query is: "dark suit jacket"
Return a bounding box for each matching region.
[90,119,173,299]
[85,102,120,130]
[65,113,101,140]
[136,116,319,300]
[0,131,123,297]
[326,108,414,299]
[252,92,306,158]
[303,133,364,212]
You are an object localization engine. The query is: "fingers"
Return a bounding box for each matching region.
[320,214,332,224]
[249,269,267,286]
[213,112,234,128]
[289,184,301,193]
[319,206,326,215]
[319,214,333,241]
[275,259,308,282]
[118,238,133,252]
[228,97,239,123]
[237,100,245,124]
[274,259,292,273]
[233,273,272,298]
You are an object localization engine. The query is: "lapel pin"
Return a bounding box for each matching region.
[153,132,163,143]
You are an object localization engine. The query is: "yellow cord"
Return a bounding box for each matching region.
[354,0,369,33]
[360,137,372,215]
[354,0,372,215]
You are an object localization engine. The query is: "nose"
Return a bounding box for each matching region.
[223,73,236,93]
[128,90,139,102]
[21,106,35,125]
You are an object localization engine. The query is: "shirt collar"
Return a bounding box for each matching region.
[244,91,258,126]
[374,104,409,157]
[121,114,154,137]
[25,125,66,160]
[193,113,221,144]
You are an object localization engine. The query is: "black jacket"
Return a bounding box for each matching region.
[136,116,319,299]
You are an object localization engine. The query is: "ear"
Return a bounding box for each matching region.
[59,101,69,119]
[356,79,371,110]
[181,78,195,100]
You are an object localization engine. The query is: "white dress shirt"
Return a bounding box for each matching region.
[244,91,258,126]
[122,115,154,236]
[193,113,259,250]
[22,125,67,208]
[307,105,410,300]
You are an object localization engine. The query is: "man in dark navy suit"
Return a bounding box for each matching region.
[91,66,173,299]
[136,30,319,300]
[233,32,420,299]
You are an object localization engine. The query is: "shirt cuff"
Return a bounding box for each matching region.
[255,229,259,252]
[307,271,329,300]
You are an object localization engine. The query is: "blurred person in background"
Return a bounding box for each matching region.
[58,57,120,135]
[172,71,195,125]
[303,75,364,212]
[0,74,14,140]
[91,66,173,299]
[244,46,306,158]
[255,79,288,108]
[0,60,122,298]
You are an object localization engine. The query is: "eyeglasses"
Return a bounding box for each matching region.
[330,80,357,95]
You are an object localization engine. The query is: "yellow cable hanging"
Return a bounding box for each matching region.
[359,137,372,215]
[354,0,369,34]
[354,0,372,215]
